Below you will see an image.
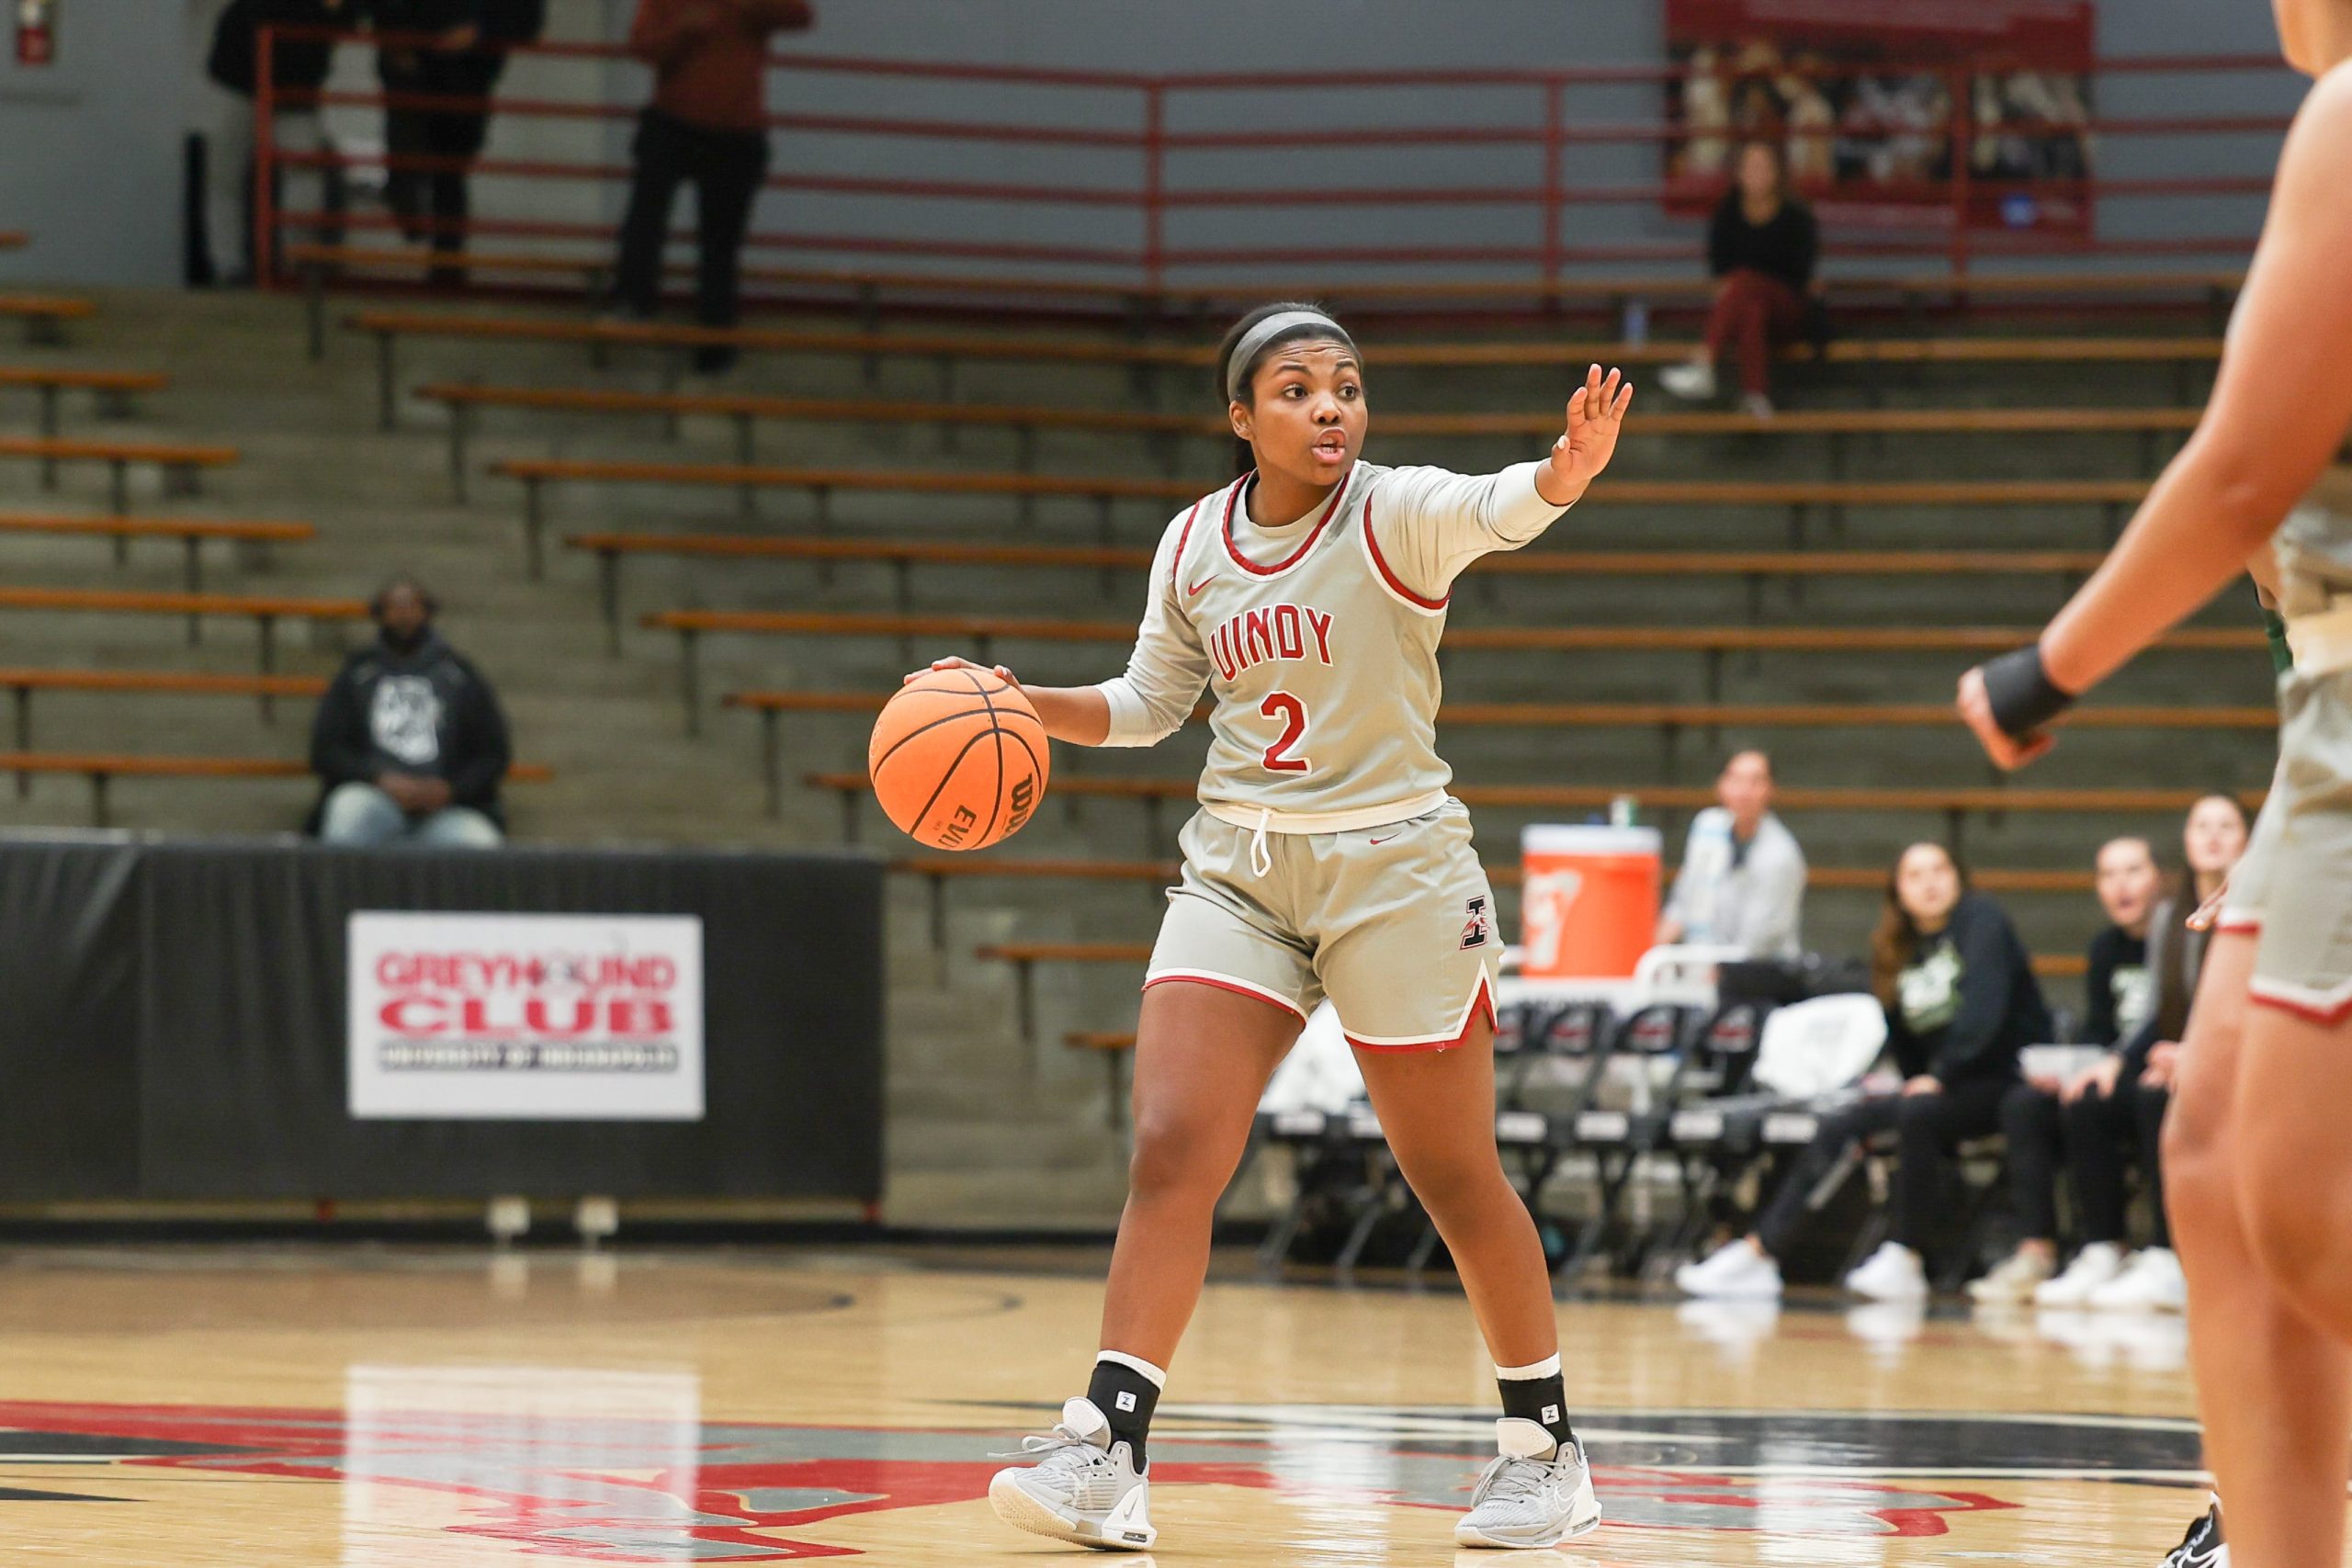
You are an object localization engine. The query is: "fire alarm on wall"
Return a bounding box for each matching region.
[16,0,56,66]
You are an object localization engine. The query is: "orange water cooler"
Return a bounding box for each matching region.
[1519,825,1661,978]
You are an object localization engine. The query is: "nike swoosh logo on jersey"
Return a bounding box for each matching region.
[1187,574,1215,597]
[1368,834,1399,846]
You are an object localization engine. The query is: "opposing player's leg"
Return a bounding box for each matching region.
[2165,925,2350,1568]
[991,858,1305,1552]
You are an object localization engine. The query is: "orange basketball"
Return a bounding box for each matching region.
[869,668,1050,852]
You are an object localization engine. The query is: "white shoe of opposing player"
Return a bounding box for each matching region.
[2087,1246,2188,1313]
[988,1397,1157,1551]
[2033,1241,2129,1306]
[1843,1241,1928,1302]
[1674,1238,1783,1299]
[1454,1420,1602,1549]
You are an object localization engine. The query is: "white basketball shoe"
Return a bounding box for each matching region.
[988,1396,1157,1551]
[1453,1419,1603,1549]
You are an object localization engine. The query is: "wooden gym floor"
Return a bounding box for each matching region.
[0,1243,2238,1564]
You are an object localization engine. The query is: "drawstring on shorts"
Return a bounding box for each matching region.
[1249,807,1273,879]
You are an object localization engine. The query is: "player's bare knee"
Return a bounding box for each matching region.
[1125,1113,1227,1206]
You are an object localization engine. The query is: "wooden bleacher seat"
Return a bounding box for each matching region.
[808,768,2264,857]
[0,367,170,441]
[422,381,2197,490]
[728,686,2265,817]
[0,435,238,512]
[0,294,95,346]
[574,532,2114,637]
[0,752,551,829]
[0,232,24,253]
[0,586,368,676]
[515,460,2152,575]
[642,609,2256,730]
[0,669,330,764]
[0,513,314,592]
[346,308,2227,427]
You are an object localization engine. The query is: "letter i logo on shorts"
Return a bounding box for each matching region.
[1459,896,1492,951]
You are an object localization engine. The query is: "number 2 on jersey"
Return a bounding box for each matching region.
[1260,692,1311,774]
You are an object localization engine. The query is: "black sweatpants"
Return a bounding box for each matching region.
[1753,1077,2011,1258]
[612,107,770,366]
[2066,1081,2171,1247]
[1999,1080,2064,1242]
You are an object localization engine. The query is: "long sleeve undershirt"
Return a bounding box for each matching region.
[1092,461,1567,746]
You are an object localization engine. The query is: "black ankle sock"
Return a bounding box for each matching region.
[1497,1370,1577,1457]
[1086,1357,1161,1472]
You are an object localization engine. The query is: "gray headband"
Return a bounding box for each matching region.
[1225,310,1355,401]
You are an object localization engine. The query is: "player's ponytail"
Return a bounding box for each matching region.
[1215,300,1356,478]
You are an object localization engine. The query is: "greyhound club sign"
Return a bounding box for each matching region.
[347,912,705,1120]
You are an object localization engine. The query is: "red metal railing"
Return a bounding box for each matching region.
[253,29,2298,297]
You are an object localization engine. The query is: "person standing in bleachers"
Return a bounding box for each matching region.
[201,0,356,283]
[1653,748,1805,960]
[310,577,511,848]
[1677,841,2048,1303]
[611,0,814,375]
[1657,138,1820,419]
[372,0,546,286]
[1971,835,2164,1305]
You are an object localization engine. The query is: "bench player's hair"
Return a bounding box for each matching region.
[1215,300,1356,478]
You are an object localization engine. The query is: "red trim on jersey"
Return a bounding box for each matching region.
[2248,987,2352,1025]
[1360,494,1449,610]
[1169,495,1208,594]
[1344,979,1498,1054]
[2213,916,2262,934]
[1141,971,1309,1021]
[1221,468,1353,577]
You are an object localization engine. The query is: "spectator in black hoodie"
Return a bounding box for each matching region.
[1677,842,2048,1302]
[202,0,358,282]
[311,577,511,847]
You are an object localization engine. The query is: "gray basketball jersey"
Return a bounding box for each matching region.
[1093,459,1569,829]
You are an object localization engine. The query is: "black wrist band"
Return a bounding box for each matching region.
[1980,644,2075,739]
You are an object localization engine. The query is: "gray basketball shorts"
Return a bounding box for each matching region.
[2224,671,2352,1021]
[1144,799,1501,1050]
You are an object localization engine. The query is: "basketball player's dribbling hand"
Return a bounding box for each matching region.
[907,656,1021,690]
[1542,363,1635,503]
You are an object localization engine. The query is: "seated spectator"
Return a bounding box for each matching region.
[1676,842,2048,1302]
[2056,796,2250,1313]
[1657,138,1820,418]
[1972,835,2163,1304]
[1656,749,1805,960]
[310,577,510,848]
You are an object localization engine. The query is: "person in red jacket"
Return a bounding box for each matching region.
[611,0,814,373]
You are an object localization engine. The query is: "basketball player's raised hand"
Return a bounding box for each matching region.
[1542,364,1634,504]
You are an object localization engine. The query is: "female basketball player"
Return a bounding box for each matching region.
[1959,4,2352,1561]
[912,305,1631,1551]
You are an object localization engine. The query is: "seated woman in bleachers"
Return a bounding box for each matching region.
[1977,796,2251,1311]
[1657,138,1820,419]
[1677,841,2048,1301]
[1970,834,2163,1304]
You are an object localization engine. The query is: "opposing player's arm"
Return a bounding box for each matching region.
[1962,68,2352,759]
[1371,365,1633,597]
